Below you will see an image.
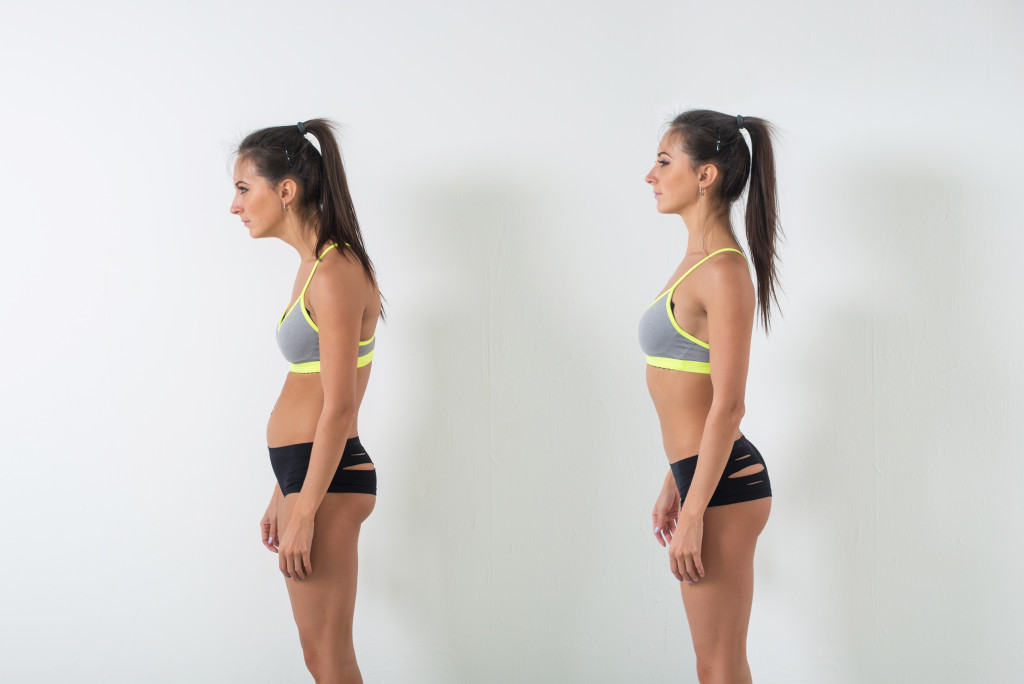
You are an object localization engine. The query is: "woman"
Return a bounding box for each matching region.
[230,119,381,683]
[642,110,779,683]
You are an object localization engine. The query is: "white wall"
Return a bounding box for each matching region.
[2,1,1022,682]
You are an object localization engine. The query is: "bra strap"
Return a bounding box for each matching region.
[299,243,339,297]
[668,248,746,291]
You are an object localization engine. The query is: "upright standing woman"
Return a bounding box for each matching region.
[230,119,382,683]
[641,109,780,684]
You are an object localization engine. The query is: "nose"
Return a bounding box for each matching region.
[230,198,241,215]
[645,168,656,185]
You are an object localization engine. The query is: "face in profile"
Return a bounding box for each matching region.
[645,132,701,215]
[230,157,282,238]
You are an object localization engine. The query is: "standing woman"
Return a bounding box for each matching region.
[230,119,381,683]
[641,109,779,683]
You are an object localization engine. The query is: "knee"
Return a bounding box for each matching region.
[301,645,324,681]
[694,652,748,684]
[299,633,357,682]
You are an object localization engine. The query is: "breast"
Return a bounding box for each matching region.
[277,307,320,364]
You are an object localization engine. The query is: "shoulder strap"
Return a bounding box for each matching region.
[669,248,746,291]
[299,243,339,297]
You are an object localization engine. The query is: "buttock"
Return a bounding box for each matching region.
[670,435,771,507]
[268,437,377,496]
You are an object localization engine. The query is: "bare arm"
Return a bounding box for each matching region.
[669,254,755,581]
[278,252,366,578]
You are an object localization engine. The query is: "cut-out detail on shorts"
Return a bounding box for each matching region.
[269,437,377,496]
[670,435,772,507]
[728,462,765,478]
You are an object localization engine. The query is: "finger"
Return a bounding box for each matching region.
[288,552,303,581]
[653,526,667,547]
[669,554,685,582]
[693,550,705,579]
[279,554,289,579]
[684,556,700,583]
[302,551,312,576]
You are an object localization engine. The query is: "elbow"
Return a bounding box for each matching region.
[319,402,357,427]
[711,399,745,425]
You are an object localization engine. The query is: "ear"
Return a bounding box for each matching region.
[277,178,298,204]
[696,163,719,189]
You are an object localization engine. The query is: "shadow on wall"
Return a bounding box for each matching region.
[791,160,1015,680]
[376,171,617,680]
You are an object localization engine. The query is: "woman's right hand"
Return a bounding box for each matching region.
[652,474,681,547]
[261,487,280,553]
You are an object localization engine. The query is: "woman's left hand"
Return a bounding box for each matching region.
[668,513,705,583]
[278,514,315,580]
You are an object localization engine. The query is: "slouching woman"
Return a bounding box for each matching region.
[230,119,381,683]
[641,110,780,684]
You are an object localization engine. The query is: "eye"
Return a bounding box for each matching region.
[237,186,248,194]
[658,160,669,166]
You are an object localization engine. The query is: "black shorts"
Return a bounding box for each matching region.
[269,437,377,496]
[671,435,771,507]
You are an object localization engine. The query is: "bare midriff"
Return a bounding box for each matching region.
[266,366,372,448]
[646,365,741,464]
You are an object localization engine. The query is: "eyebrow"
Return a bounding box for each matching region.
[234,180,249,187]
[657,151,671,157]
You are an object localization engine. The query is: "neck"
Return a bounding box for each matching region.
[277,213,321,261]
[679,206,738,255]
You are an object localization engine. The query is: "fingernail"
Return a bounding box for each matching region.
[654,527,660,533]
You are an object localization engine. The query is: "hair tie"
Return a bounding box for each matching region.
[296,121,307,135]
[736,115,745,129]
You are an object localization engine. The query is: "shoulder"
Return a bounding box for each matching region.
[699,251,754,305]
[308,246,367,301]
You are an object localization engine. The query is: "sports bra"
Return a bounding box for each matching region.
[638,248,745,374]
[276,243,376,374]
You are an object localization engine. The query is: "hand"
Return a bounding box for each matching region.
[652,477,681,547]
[278,513,315,580]
[668,512,705,584]
[260,488,280,554]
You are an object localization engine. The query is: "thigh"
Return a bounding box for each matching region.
[279,492,376,633]
[680,498,771,651]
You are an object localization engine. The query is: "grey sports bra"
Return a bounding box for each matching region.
[276,243,376,374]
[638,248,745,374]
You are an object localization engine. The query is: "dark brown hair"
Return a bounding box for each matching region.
[668,109,781,330]
[236,119,382,306]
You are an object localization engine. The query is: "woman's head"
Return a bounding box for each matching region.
[650,109,782,330]
[230,119,378,285]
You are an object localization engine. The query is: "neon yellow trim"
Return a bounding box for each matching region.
[356,350,374,367]
[663,294,711,349]
[301,298,318,332]
[646,356,710,374]
[650,248,746,347]
[289,361,321,374]
[278,243,340,331]
[649,248,746,306]
[359,333,375,346]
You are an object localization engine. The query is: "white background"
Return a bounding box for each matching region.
[2,1,1022,682]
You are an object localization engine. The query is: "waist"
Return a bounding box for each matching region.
[268,436,364,453]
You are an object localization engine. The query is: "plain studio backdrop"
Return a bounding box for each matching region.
[1,1,1022,682]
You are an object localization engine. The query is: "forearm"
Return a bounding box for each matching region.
[294,408,356,518]
[679,404,744,518]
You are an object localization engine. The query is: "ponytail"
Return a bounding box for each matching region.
[742,118,780,331]
[236,118,384,317]
[668,109,781,330]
